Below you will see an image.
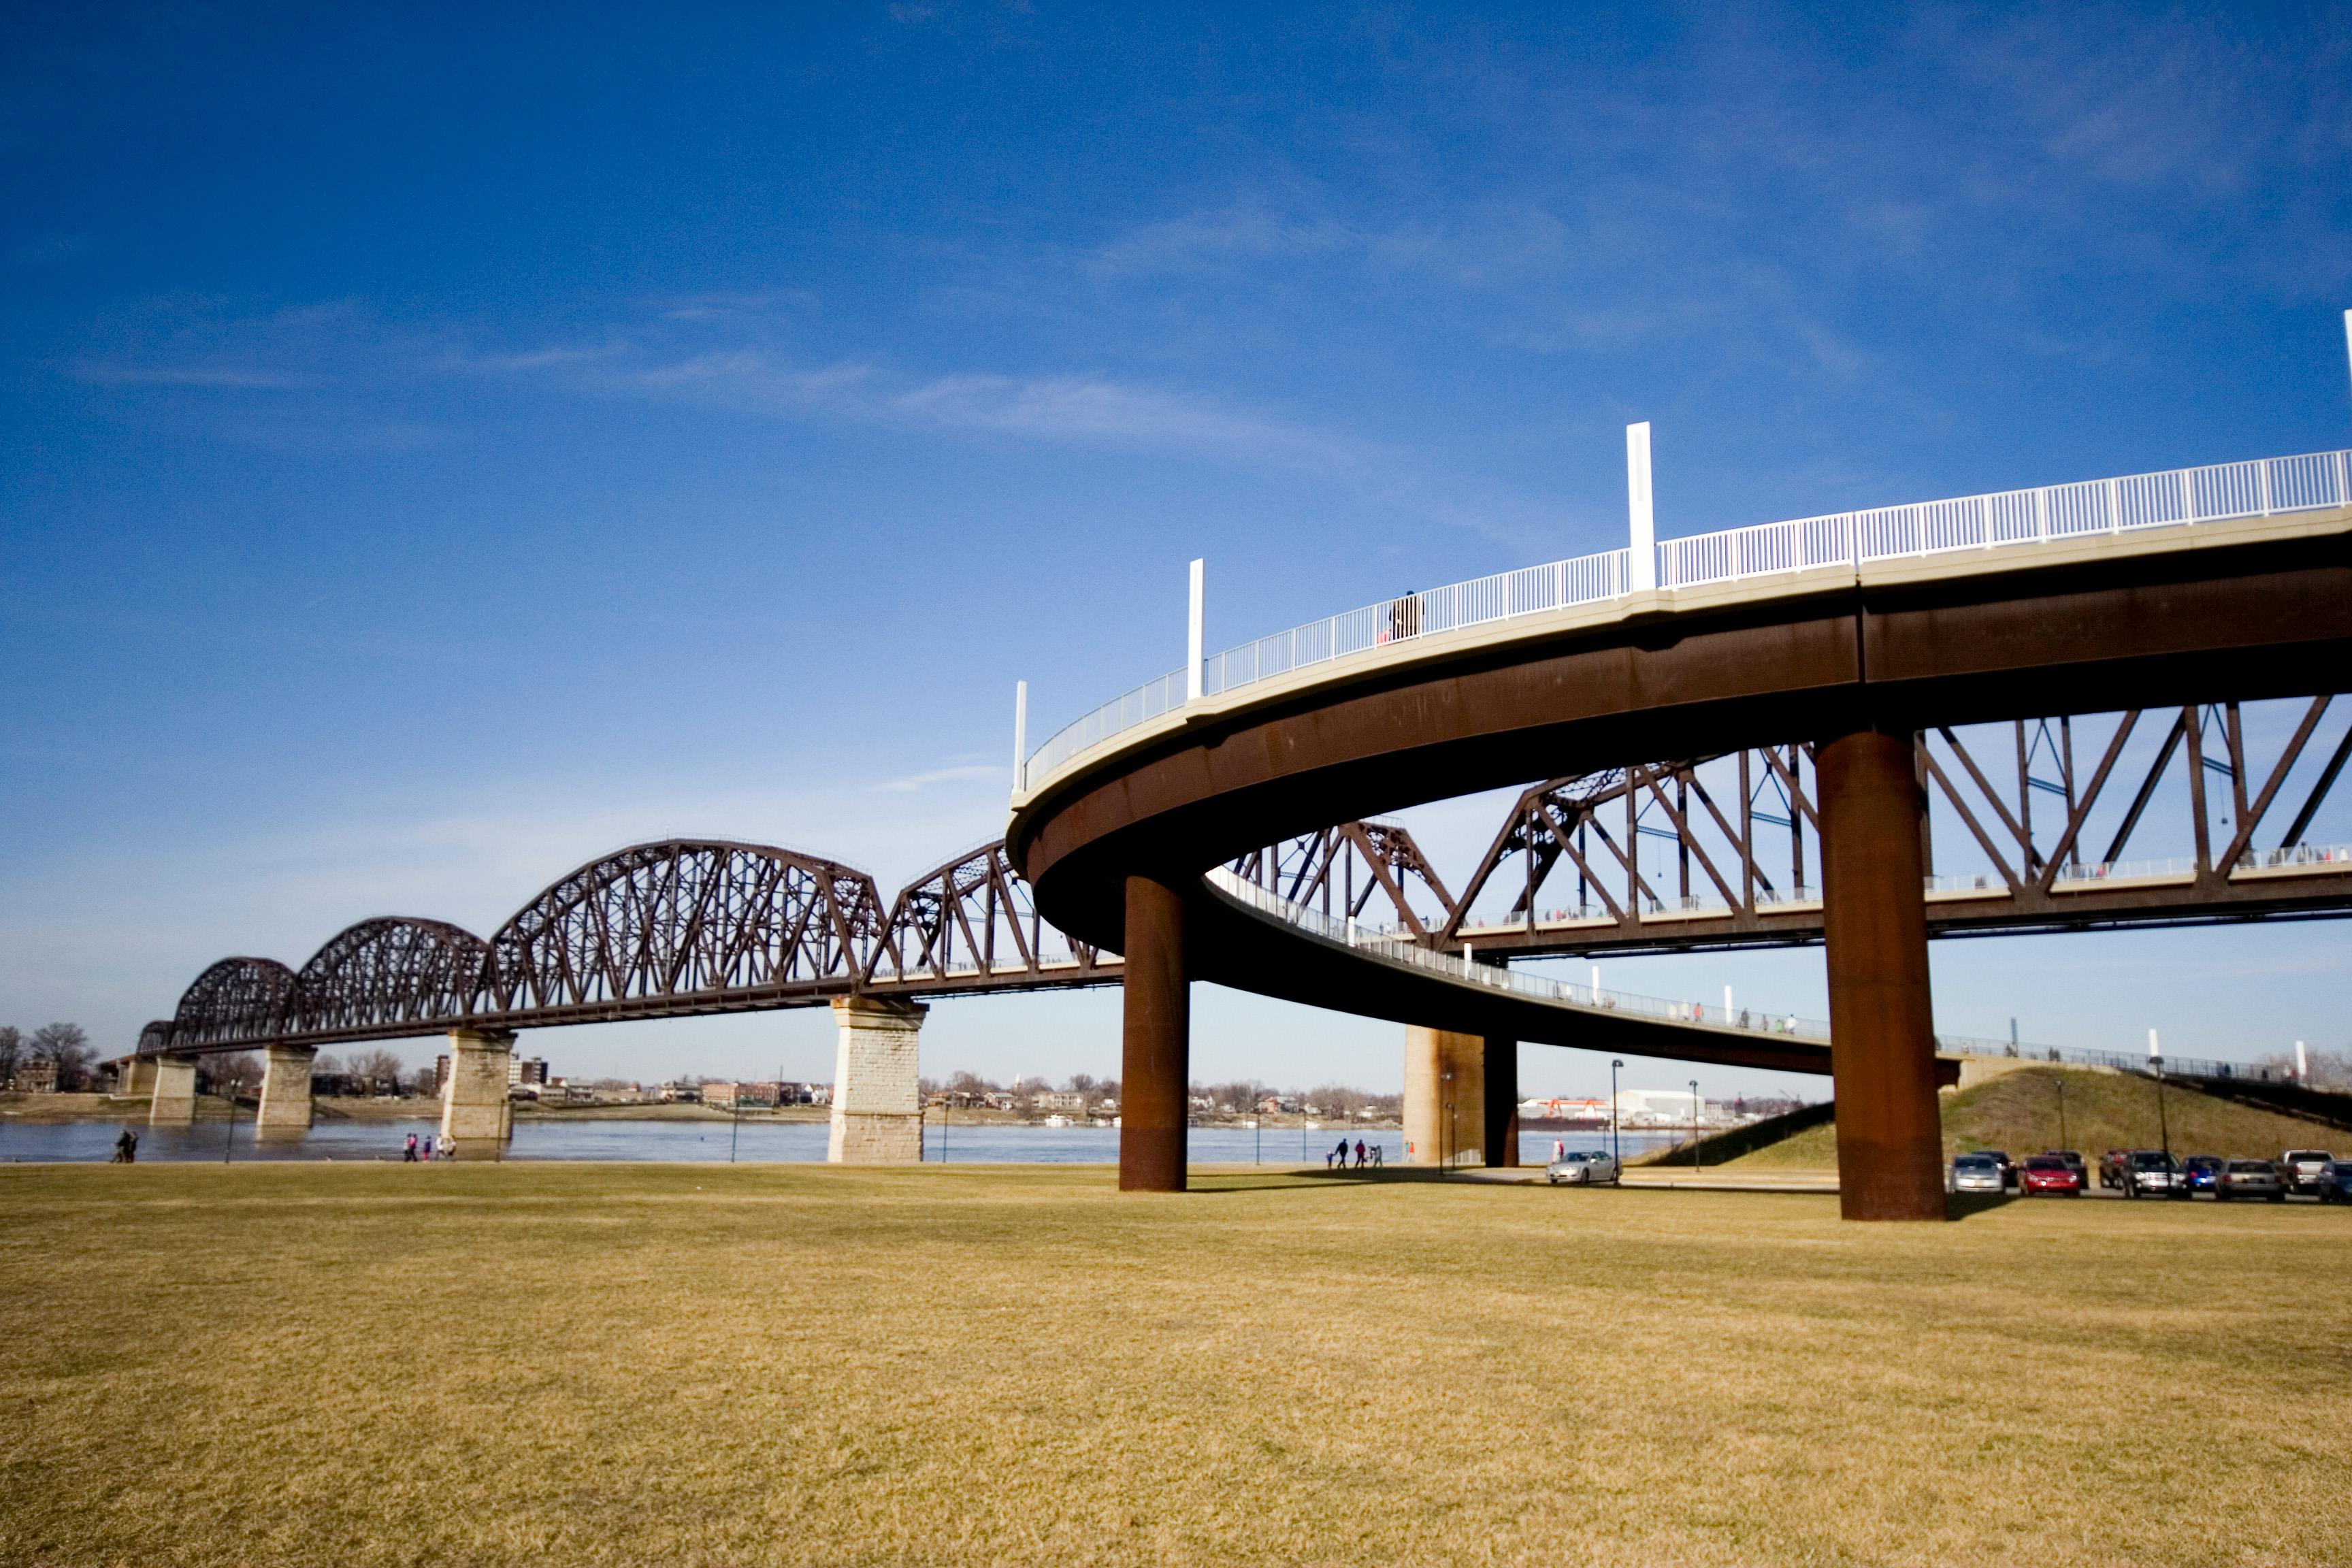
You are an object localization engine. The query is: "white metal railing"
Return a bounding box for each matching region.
[1024,448,2352,785]
[1208,868,1829,1041]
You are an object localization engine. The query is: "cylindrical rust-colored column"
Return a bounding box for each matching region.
[1482,1035,1520,1166]
[1120,875,1190,1192]
[1818,729,1946,1220]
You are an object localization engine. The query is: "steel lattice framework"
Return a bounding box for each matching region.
[148,699,2352,1056]
[289,918,489,1036]
[1439,695,2352,958]
[866,841,1113,988]
[170,958,301,1049]
[481,841,887,1026]
[1225,821,1456,939]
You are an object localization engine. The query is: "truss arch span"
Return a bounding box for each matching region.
[172,957,299,1049]
[288,917,489,1039]
[481,840,888,1024]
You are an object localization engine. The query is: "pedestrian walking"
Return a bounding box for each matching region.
[403,1132,419,1162]
[435,1132,454,1160]
[1353,1138,1367,1168]
[1553,1139,1565,1162]
[1332,1136,1350,1169]
[112,1127,137,1163]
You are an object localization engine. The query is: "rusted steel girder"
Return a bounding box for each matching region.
[1007,518,2351,1208]
[1818,731,1945,1222]
[1120,875,1190,1192]
[1437,695,2351,958]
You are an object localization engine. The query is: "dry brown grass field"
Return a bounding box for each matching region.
[3,1160,2348,1567]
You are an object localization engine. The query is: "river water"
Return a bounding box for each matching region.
[0,1115,1683,1166]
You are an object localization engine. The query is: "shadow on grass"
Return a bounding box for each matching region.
[1189,1166,1479,1193]
[1946,1191,2021,1220]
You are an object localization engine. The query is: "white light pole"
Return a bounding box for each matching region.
[1185,557,1205,702]
[2296,1039,2309,1081]
[1011,680,1028,793]
[1626,422,1656,592]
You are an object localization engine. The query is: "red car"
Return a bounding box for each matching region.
[2021,1155,2083,1196]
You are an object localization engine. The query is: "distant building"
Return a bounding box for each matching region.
[1035,1090,1087,1112]
[703,1081,780,1111]
[1521,1096,1611,1124]
[9,1060,59,1094]
[658,1081,702,1103]
[433,1056,451,1094]
[508,1057,550,1087]
[1613,1088,1708,1126]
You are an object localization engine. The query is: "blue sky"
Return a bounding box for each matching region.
[4,2,2349,1099]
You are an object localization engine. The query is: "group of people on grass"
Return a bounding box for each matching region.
[1326,1137,1384,1170]
[403,1132,455,1162]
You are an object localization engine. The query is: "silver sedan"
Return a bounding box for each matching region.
[1547,1149,1621,1186]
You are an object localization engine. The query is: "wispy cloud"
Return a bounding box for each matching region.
[877,763,1003,794]
[69,359,325,390]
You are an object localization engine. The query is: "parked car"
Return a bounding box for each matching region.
[1982,1149,2019,1187]
[2280,1149,2335,1198]
[2217,1159,2287,1201]
[1546,1149,1620,1186]
[2099,1149,2133,1190]
[2021,1155,2082,1196]
[2123,1149,2185,1198]
[2182,1155,2227,1196]
[1951,1153,2008,1194]
[2042,1149,2089,1186]
[2321,1160,2352,1205]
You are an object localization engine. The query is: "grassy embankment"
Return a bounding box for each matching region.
[4,1161,2349,1567]
[1726,1065,2346,1171]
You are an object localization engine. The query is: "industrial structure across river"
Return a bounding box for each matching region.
[135,435,2352,1220]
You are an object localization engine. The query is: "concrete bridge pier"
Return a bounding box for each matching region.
[440,1028,516,1159]
[1403,1026,1484,1166]
[1118,875,1190,1191]
[827,996,927,1162]
[255,1044,318,1137]
[150,1056,200,1126]
[1818,728,1946,1221]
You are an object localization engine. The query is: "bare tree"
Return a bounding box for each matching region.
[203,1051,263,1099]
[345,1049,406,1094]
[31,1023,94,1091]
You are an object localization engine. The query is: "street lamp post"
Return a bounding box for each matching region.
[1689,1078,1701,1175]
[2153,1056,2171,1161]
[1442,1068,1455,1171]
[1610,1059,1623,1169]
[2055,1076,2068,1151]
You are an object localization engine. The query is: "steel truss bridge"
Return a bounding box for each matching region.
[144,698,2352,1075]
[143,446,2352,1173]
